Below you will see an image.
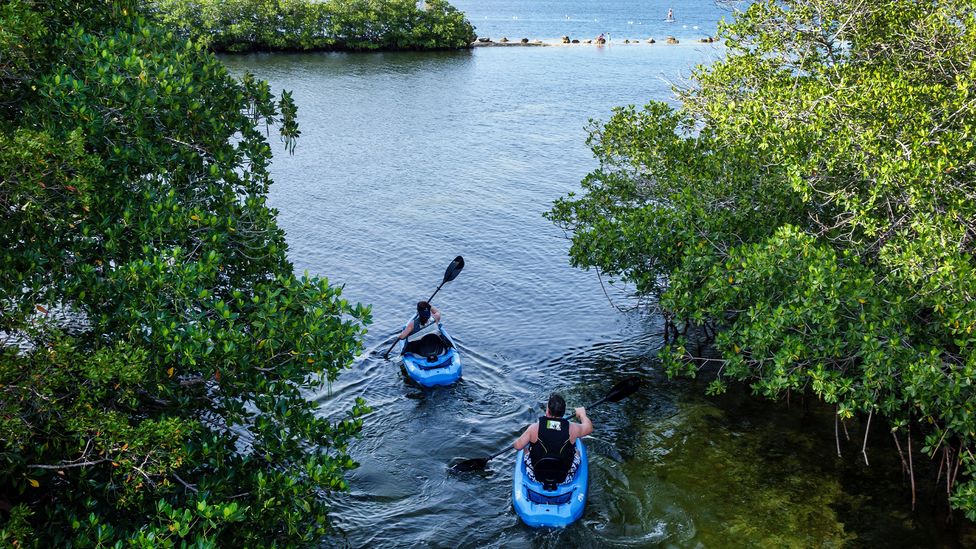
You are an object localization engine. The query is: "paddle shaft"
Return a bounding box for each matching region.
[452,377,640,472]
[425,280,446,305]
[476,393,614,467]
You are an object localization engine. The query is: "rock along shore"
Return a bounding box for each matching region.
[471,35,719,47]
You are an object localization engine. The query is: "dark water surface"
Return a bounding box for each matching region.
[220,3,975,545]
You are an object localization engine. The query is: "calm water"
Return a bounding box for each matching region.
[452,0,738,43]
[220,1,974,546]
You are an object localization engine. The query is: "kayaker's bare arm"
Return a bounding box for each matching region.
[569,407,592,443]
[397,320,414,340]
[398,307,440,340]
[514,422,538,450]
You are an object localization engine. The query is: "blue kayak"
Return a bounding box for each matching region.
[399,320,461,387]
[512,438,588,528]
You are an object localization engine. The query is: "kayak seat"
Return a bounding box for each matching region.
[524,446,580,485]
[533,457,568,491]
[405,333,455,369]
[522,450,580,506]
[404,332,448,357]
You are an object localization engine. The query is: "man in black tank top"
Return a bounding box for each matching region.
[513,393,593,484]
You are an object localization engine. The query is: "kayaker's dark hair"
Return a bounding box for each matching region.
[547,393,566,418]
[417,300,432,324]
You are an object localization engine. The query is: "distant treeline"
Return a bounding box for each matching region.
[148,0,476,52]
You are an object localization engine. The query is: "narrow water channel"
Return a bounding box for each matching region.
[220,10,976,545]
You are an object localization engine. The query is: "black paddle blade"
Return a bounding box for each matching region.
[443,256,464,283]
[605,376,642,403]
[450,457,488,473]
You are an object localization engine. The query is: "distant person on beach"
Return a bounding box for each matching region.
[667,8,674,21]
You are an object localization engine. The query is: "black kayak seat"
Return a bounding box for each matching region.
[404,332,450,358]
[533,456,569,491]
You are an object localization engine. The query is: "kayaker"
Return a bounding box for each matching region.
[513,393,592,483]
[397,300,441,341]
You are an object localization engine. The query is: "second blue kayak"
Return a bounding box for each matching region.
[399,321,461,387]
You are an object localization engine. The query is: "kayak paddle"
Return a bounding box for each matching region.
[382,255,465,360]
[450,376,642,473]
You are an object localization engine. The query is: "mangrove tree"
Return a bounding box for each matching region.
[547,0,976,517]
[0,0,370,545]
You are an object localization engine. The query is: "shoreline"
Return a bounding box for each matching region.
[471,36,720,47]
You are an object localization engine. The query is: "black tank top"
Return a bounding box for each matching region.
[529,416,574,482]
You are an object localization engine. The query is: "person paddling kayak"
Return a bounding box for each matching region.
[395,300,459,386]
[513,393,592,484]
[397,300,441,344]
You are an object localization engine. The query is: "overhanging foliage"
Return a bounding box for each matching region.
[1,1,370,545]
[547,0,976,517]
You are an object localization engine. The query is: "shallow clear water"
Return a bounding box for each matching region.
[219,1,975,546]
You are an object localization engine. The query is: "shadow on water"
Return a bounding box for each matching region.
[608,368,976,548]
